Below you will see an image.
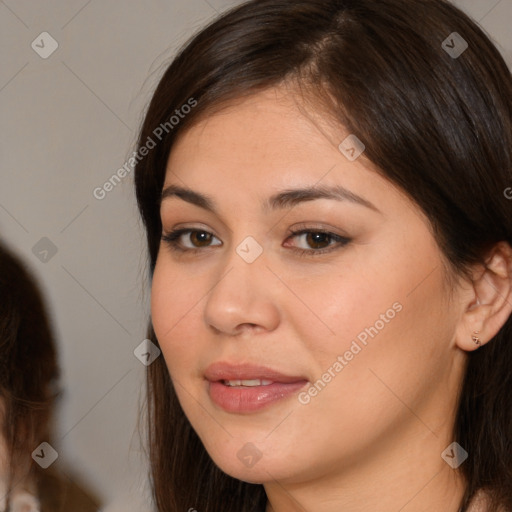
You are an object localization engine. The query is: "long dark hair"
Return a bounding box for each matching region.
[134,1,512,510]
[0,242,60,507]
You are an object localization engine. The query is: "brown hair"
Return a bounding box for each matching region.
[0,242,60,506]
[134,0,512,510]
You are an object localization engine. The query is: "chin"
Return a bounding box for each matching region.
[200,434,299,485]
[212,456,283,485]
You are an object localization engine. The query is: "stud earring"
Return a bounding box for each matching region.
[472,331,481,346]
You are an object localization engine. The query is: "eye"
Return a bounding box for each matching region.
[284,228,351,257]
[161,226,351,257]
[161,229,222,254]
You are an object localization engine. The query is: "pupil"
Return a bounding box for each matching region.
[308,232,329,248]
[192,231,211,246]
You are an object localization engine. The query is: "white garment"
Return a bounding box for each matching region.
[0,480,40,512]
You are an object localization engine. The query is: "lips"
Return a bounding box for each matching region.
[204,362,308,413]
[205,362,307,383]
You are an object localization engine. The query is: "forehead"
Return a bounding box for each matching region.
[170,88,326,160]
[167,88,359,185]
[162,87,414,223]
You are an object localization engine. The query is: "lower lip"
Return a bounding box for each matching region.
[207,380,308,413]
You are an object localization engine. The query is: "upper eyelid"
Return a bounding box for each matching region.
[163,225,345,239]
[162,220,347,236]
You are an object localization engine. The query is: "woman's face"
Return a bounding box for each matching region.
[151,87,468,486]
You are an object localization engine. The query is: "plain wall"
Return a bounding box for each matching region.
[0,0,511,509]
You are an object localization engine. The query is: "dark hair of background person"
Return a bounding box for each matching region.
[133,0,512,510]
[0,241,60,508]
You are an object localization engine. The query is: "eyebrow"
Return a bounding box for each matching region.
[160,183,380,214]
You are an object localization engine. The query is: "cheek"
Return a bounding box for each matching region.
[299,230,446,365]
[304,242,454,422]
[277,247,410,365]
[150,258,206,377]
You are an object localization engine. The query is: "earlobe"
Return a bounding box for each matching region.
[455,241,512,352]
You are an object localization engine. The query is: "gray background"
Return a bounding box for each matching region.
[0,0,511,510]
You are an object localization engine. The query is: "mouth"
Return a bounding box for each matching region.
[204,362,309,413]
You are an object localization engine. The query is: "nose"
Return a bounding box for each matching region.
[203,246,280,337]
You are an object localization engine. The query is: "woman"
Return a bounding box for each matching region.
[134,0,512,510]
[0,243,101,511]
[0,242,59,511]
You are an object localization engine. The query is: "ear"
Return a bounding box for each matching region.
[455,241,512,351]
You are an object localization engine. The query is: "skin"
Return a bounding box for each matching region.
[151,86,512,512]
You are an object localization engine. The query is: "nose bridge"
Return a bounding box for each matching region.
[226,231,269,287]
[203,233,279,334]
[234,234,265,265]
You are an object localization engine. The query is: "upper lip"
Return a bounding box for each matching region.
[204,362,307,383]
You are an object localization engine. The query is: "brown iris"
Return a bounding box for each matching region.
[190,231,214,247]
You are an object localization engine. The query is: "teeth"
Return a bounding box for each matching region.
[223,379,274,387]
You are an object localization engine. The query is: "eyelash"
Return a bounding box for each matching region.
[161,226,351,257]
